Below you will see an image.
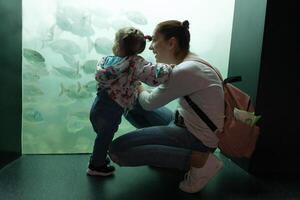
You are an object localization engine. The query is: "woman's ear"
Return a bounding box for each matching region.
[168,37,177,50]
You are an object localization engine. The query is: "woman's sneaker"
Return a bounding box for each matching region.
[179,153,223,193]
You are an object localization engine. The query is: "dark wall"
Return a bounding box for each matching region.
[0,0,22,167]
[229,0,300,177]
[250,1,300,176]
[228,0,267,104]
[226,0,267,171]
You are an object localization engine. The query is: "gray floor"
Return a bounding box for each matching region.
[0,153,299,200]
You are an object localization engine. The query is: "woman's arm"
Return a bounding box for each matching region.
[134,56,173,86]
[138,63,205,110]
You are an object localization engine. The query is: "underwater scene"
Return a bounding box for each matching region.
[22,0,235,153]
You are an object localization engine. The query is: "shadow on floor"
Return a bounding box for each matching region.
[0,153,299,200]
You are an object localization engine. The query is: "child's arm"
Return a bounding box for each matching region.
[95,59,107,82]
[134,56,173,87]
[95,60,115,89]
[95,58,119,87]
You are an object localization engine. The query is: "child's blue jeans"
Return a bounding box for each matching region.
[89,89,124,167]
[89,89,173,167]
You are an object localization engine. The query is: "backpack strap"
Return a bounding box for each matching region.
[183,58,242,133]
[184,96,218,133]
[224,76,242,84]
[187,57,242,85]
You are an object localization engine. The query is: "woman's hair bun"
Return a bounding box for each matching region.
[182,20,189,30]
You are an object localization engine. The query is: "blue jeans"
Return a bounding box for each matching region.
[109,103,215,171]
[89,90,124,166]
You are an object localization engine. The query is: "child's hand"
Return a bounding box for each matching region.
[137,56,150,66]
[137,85,145,94]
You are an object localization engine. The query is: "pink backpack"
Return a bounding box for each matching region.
[185,60,260,158]
[217,81,260,158]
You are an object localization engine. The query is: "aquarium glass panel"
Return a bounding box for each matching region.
[22,0,235,153]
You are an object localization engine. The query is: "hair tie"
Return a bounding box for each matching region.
[182,20,190,30]
[144,35,152,41]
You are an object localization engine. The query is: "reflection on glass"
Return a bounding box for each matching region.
[22,0,235,153]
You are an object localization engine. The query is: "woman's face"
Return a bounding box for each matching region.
[149,31,174,64]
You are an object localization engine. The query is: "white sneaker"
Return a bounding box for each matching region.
[179,153,223,193]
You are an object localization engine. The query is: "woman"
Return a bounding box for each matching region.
[108,20,225,193]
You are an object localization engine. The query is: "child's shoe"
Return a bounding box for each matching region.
[87,163,115,176]
[87,157,114,176]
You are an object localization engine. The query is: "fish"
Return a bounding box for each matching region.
[55,8,73,32]
[55,5,94,37]
[66,116,85,133]
[88,7,110,19]
[49,39,81,55]
[94,37,113,55]
[23,84,44,96]
[23,48,45,64]
[70,15,95,37]
[23,95,38,104]
[92,18,111,30]
[23,72,40,82]
[61,52,79,68]
[23,107,44,123]
[125,11,148,25]
[74,137,91,151]
[59,82,92,99]
[68,110,89,121]
[82,80,98,93]
[109,19,130,30]
[52,65,81,79]
[23,63,49,76]
[81,59,98,74]
[41,24,57,48]
[87,37,94,53]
